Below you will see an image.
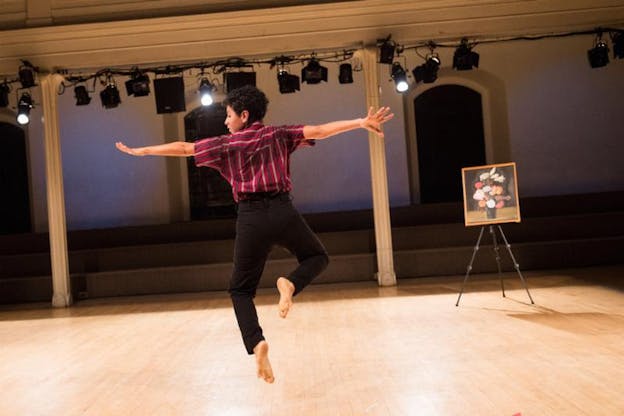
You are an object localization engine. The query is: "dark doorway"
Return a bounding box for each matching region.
[0,122,31,234]
[184,105,236,219]
[414,85,486,203]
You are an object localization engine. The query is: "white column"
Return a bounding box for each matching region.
[361,47,397,286]
[163,113,189,222]
[40,73,72,307]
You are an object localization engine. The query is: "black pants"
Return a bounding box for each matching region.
[230,193,329,354]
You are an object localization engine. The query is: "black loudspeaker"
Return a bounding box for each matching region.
[154,77,186,113]
[224,72,256,93]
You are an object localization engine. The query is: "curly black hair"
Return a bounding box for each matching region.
[223,85,269,125]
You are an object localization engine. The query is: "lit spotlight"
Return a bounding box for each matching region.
[391,62,409,93]
[198,78,214,106]
[378,36,396,64]
[16,92,33,125]
[125,70,150,97]
[301,58,328,84]
[18,61,37,88]
[588,33,610,68]
[612,31,624,59]
[277,69,300,94]
[74,85,91,106]
[453,39,480,70]
[338,63,353,84]
[413,53,441,84]
[0,83,9,108]
[100,82,121,109]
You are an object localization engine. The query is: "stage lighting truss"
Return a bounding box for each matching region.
[453,38,480,70]
[125,68,151,97]
[391,62,409,93]
[16,92,33,125]
[198,77,215,106]
[301,58,328,84]
[588,32,610,68]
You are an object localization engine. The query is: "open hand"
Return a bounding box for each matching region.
[360,106,394,137]
[115,141,145,156]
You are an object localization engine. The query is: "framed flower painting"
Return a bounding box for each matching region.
[461,162,521,226]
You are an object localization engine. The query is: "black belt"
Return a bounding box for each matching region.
[238,191,290,202]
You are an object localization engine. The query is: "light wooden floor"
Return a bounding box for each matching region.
[1,265,623,416]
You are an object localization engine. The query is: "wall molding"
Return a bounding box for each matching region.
[1,0,623,75]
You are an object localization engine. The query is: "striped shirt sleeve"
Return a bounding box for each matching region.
[194,136,225,170]
[278,125,315,153]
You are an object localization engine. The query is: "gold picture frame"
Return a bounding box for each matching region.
[461,162,521,227]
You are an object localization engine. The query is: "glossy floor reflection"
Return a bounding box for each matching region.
[1,265,623,415]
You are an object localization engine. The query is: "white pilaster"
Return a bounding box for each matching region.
[361,47,396,287]
[163,113,189,222]
[40,73,72,307]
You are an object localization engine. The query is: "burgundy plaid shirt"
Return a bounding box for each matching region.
[193,122,315,202]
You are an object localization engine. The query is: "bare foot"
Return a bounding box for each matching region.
[277,277,295,318]
[253,340,274,383]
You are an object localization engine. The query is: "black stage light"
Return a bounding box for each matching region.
[16,92,33,125]
[277,69,300,94]
[453,39,480,70]
[301,59,328,84]
[154,77,186,113]
[224,72,256,93]
[391,62,409,93]
[198,78,214,106]
[378,37,396,64]
[100,83,121,109]
[588,36,610,68]
[0,83,9,107]
[18,64,36,88]
[612,31,624,59]
[413,53,441,84]
[125,71,150,97]
[338,63,353,84]
[74,85,91,106]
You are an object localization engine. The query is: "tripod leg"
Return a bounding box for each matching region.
[456,226,485,306]
[490,225,505,298]
[497,225,534,304]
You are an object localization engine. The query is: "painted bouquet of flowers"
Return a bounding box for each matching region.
[472,166,512,218]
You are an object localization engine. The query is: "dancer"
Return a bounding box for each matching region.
[116,86,393,383]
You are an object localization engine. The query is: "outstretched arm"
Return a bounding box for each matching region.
[303,106,393,140]
[115,141,194,157]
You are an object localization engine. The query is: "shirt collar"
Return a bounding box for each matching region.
[231,121,263,137]
[247,121,263,129]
